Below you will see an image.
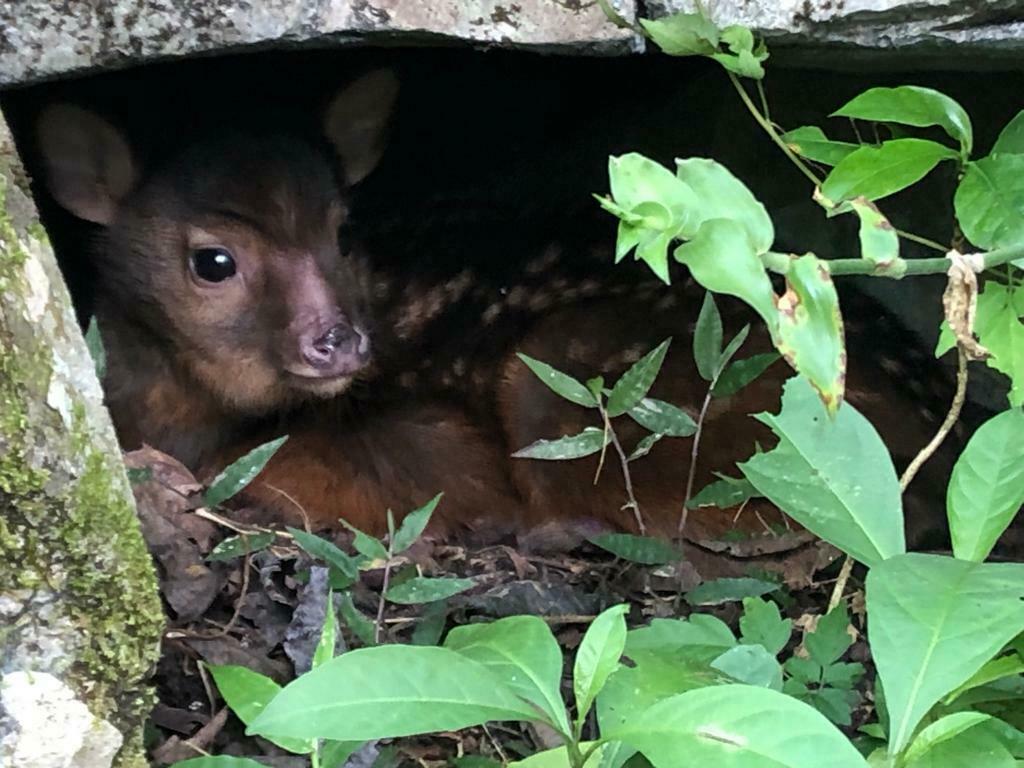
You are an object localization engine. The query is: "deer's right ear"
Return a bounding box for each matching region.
[36,105,136,225]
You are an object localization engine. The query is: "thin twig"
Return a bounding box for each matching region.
[374,544,395,644]
[827,556,854,612]
[482,724,509,765]
[605,418,645,535]
[900,346,969,492]
[167,551,253,640]
[263,482,312,533]
[679,389,713,538]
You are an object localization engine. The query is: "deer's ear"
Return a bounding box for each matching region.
[323,69,399,187]
[36,105,136,225]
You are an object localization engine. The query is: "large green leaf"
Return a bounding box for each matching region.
[954,154,1024,251]
[204,436,288,508]
[610,685,869,768]
[904,719,1016,767]
[947,408,1024,562]
[674,218,779,337]
[574,604,629,725]
[739,376,905,568]
[675,158,775,254]
[866,553,1024,753]
[775,253,846,414]
[781,126,859,167]
[607,339,672,417]
[993,109,1024,155]
[445,616,569,735]
[903,712,992,766]
[832,86,973,156]
[518,354,598,408]
[248,645,539,740]
[513,427,610,461]
[820,139,958,207]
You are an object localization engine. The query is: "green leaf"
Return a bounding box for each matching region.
[685,577,779,606]
[203,436,288,508]
[687,475,760,510]
[694,292,723,381]
[627,615,736,661]
[775,253,846,414]
[822,662,864,690]
[712,644,783,690]
[445,615,570,735]
[675,158,775,254]
[947,408,1024,562]
[820,139,958,207]
[508,743,608,768]
[207,665,312,754]
[674,218,779,337]
[905,721,1016,767]
[904,712,992,766]
[944,654,1024,705]
[712,352,780,398]
[391,493,442,554]
[249,645,540,740]
[710,27,769,80]
[607,339,672,417]
[170,759,269,768]
[639,13,718,55]
[866,553,1024,753]
[319,741,365,768]
[384,576,475,605]
[781,126,859,167]
[850,198,900,270]
[206,532,275,562]
[627,397,697,437]
[993,109,1024,155]
[512,427,610,461]
[805,605,853,667]
[339,520,389,563]
[411,599,449,646]
[588,533,682,565]
[955,154,1024,251]
[288,528,360,580]
[85,316,106,379]
[337,593,376,646]
[574,604,629,726]
[739,376,905,569]
[716,324,750,379]
[518,354,597,408]
[609,685,869,768]
[312,594,337,669]
[627,432,663,461]
[832,86,973,156]
[586,376,605,402]
[739,597,791,656]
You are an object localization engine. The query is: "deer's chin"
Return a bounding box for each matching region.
[284,372,355,398]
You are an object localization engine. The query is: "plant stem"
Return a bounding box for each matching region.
[678,387,714,538]
[374,542,395,645]
[311,748,321,768]
[827,556,854,612]
[894,228,948,253]
[900,346,969,492]
[602,407,646,535]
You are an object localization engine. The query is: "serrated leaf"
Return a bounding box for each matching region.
[785,656,822,686]
[674,218,779,337]
[687,475,760,510]
[288,528,360,580]
[445,616,570,735]
[781,126,859,167]
[822,662,864,690]
[947,408,1024,562]
[850,198,899,269]
[627,397,697,437]
[574,604,629,726]
[588,533,682,565]
[518,354,597,407]
[832,86,972,157]
[820,139,958,208]
[85,316,106,379]
[248,646,540,740]
[639,13,719,56]
[685,577,779,606]
[607,339,672,417]
[337,592,376,647]
[955,154,1024,252]
[512,427,610,461]
[207,665,312,754]
[204,436,288,508]
[207,532,275,562]
[711,644,783,690]
[867,553,1024,753]
[609,685,869,768]
[385,576,475,605]
[775,254,846,414]
[712,352,780,398]
[391,493,442,554]
[739,597,791,656]
[805,605,853,667]
[694,291,723,381]
[739,376,904,569]
[627,432,663,461]
[993,109,1024,155]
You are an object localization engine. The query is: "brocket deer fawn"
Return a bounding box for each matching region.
[34,68,953,547]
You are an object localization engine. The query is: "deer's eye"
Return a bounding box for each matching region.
[190,247,237,283]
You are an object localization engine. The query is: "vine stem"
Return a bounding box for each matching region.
[678,388,714,538]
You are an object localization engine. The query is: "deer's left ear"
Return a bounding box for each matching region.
[323,69,399,187]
